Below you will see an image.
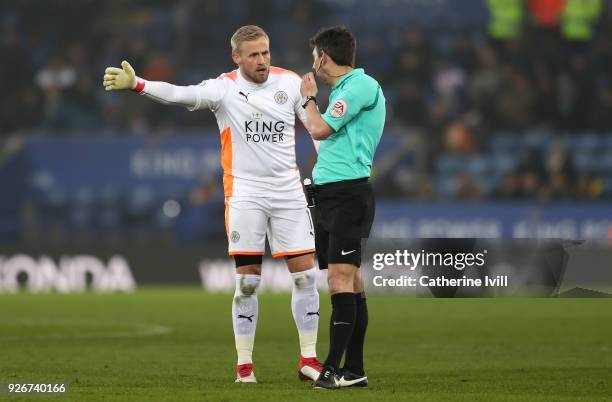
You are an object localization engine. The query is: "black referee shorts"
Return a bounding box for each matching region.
[313,178,375,270]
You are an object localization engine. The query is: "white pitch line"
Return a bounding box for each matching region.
[0,319,174,340]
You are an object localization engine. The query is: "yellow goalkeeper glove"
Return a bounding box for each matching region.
[103,60,137,91]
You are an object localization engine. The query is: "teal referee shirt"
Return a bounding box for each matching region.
[313,68,386,185]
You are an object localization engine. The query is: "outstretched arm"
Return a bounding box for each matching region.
[103,61,138,91]
[103,60,226,111]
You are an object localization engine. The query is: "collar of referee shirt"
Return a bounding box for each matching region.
[331,68,364,90]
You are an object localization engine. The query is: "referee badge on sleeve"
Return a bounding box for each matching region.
[329,99,347,118]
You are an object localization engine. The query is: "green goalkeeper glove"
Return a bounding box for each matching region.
[103,60,137,91]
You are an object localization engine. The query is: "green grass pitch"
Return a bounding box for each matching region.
[1,289,611,401]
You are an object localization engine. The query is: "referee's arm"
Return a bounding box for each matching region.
[300,72,334,140]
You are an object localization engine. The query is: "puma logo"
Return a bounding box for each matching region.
[238,314,255,322]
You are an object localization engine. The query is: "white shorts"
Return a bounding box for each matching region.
[225,195,315,258]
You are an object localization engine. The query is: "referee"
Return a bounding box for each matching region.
[300,26,386,389]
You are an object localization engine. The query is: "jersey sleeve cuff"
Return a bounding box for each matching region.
[131,77,145,93]
[322,113,340,132]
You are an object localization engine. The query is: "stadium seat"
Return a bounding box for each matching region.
[436,154,467,174]
[465,156,490,175]
[574,151,599,174]
[489,133,520,153]
[491,153,517,174]
[522,130,551,150]
[573,133,601,151]
[435,174,457,197]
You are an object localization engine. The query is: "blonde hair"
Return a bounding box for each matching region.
[231,25,269,52]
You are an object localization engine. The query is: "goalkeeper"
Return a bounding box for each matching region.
[103,25,322,385]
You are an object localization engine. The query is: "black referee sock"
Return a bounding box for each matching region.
[324,292,356,371]
[343,292,368,376]
[328,304,335,359]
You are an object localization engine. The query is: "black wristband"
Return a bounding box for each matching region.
[302,96,317,109]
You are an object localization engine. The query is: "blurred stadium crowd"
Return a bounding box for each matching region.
[1,0,612,206]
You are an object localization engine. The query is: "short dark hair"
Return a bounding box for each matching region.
[309,26,356,67]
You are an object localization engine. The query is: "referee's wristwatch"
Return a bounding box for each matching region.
[302,95,318,109]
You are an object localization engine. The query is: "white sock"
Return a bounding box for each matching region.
[290,268,319,358]
[232,274,261,365]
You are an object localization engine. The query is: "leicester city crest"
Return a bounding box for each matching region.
[274,90,288,105]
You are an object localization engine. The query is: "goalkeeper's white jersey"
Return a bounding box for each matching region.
[139,67,307,198]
